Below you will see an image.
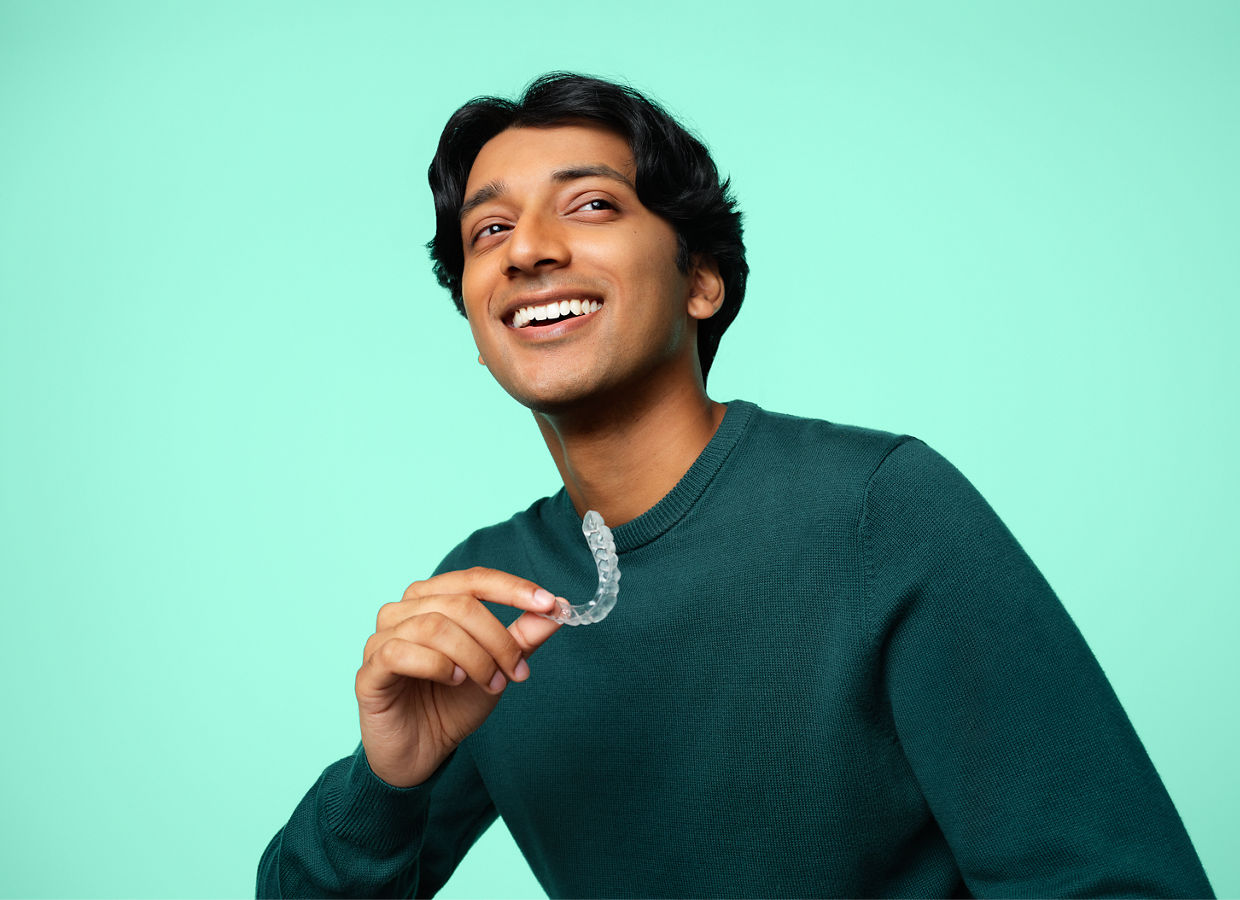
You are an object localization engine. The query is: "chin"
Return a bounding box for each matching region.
[498,368,619,418]
[507,384,597,417]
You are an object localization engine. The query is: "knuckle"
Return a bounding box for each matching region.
[428,611,458,640]
[375,601,401,630]
[443,592,475,616]
[403,579,427,601]
[376,639,405,668]
[403,610,449,641]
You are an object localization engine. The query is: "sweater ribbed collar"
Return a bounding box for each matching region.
[552,399,757,553]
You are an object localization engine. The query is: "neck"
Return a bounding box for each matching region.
[534,378,726,527]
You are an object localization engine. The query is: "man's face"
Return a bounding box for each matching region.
[458,124,704,413]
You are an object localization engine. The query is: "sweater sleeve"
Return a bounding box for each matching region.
[862,438,1213,898]
[256,740,497,898]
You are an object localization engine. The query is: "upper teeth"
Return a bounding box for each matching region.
[512,299,601,328]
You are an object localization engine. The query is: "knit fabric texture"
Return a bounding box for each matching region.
[258,400,1213,898]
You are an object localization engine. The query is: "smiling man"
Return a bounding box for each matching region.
[258,74,1213,898]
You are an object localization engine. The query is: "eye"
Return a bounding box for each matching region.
[576,198,616,213]
[470,222,509,247]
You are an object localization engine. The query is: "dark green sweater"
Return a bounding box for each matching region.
[259,401,1213,897]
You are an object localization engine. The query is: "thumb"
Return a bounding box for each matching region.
[508,611,562,656]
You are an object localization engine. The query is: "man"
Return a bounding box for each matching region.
[258,74,1213,897]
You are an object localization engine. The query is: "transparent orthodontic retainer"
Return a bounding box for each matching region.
[539,510,620,626]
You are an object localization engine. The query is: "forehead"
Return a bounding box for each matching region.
[464,124,635,196]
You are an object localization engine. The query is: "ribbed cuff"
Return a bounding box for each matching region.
[319,746,448,853]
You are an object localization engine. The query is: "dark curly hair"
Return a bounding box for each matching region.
[426,72,748,382]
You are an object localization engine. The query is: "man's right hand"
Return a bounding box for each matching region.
[355,567,563,788]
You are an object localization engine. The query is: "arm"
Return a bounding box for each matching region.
[257,568,562,898]
[256,741,495,898]
[863,439,1213,898]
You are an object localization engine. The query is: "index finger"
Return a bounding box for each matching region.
[403,566,558,614]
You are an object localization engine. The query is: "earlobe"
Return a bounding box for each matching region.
[478,354,487,366]
[686,254,725,321]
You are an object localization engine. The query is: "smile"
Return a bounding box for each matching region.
[510,299,602,329]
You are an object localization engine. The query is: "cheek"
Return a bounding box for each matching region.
[460,266,491,327]
[460,266,481,312]
[633,244,691,308]
[637,225,685,285]
[594,228,684,292]
[632,220,680,263]
[458,276,492,350]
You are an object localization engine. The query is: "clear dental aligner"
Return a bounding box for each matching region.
[540,510,620,626]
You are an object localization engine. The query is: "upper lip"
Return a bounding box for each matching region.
[499,288,604,324]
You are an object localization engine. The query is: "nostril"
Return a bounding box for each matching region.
[507,257,561,278]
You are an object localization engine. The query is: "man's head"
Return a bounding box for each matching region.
[427,73,747,384]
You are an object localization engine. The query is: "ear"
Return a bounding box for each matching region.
[478,353,487,366]
[686,254,725,321]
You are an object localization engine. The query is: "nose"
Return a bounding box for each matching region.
[501,211,569,278]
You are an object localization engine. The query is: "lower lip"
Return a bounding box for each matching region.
[508,308,600,341]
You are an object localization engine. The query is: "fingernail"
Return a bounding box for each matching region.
[533,588,555,609]
[488,671,507,693]
[451,665,465,684]
[513,659,530,681]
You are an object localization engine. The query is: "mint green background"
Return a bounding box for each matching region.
[2,2,1236,896]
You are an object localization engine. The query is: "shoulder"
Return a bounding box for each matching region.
[861,436,996,534]
[729,400,920,500]
[730,402,993,533]
[856,434,1029,587]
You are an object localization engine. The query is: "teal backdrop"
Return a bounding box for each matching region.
[1,1,1236,896]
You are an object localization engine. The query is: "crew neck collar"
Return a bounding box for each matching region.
[553,399,758,553]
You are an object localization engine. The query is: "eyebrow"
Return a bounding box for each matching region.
[459,181,506,221]
[458,165,635,221]
[551,164,635,191]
